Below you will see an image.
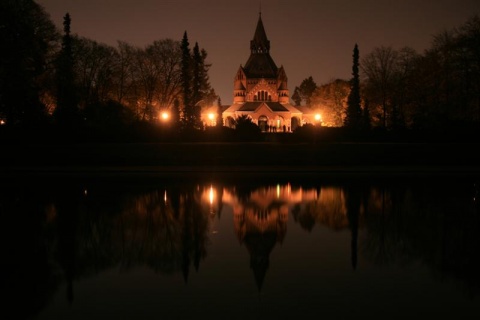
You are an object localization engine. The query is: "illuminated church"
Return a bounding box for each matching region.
[221,13,315,132]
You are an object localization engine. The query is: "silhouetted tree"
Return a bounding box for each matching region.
[344,44,363,130]
[296,76,317,106]
[234,114,261,140]
[72,37,116,112]
[192,42,202,115]
[171,98,181,130]
[414,16,480,130]
[191,42,205,129]
[0,0,58,126]
[363,98,372,130]
[216,97,223,128]
[362,46,398,128]
[111,41,137,108]
[149,39,182,119]
[54,13,80,126]
[389,47,420,131]
[180,31,193,129]
[292,86,301,106]
[345,184,361,270]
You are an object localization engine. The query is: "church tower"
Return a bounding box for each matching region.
[223,12,308,132]
[233,13,289,105]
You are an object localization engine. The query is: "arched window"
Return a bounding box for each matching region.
[256,90,271,101]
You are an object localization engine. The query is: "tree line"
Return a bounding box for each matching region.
[293,15,480,138]
[2,0,479,142]
[0,0,217,140]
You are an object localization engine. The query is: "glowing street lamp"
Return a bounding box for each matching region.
[160,111,170,121]
[208,113,215,126]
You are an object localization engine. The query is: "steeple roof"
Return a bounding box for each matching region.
[244,13,278,79]
[250,13,270,53]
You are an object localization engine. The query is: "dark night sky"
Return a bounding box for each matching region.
[37,0,479,105]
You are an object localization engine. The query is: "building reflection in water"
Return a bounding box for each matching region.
[204,183,358,290]
[3,177,479,319]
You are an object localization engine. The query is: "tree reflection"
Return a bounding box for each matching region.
[345,183,362,270]
[2,176,479,317]
[292,186,349,231]
[361,178,480,297]
[1,183,59,319]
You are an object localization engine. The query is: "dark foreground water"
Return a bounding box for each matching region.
[2,172,479,319]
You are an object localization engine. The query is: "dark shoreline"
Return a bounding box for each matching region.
[2,141,480,180]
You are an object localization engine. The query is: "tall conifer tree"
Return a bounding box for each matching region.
[344,44,362,129]
[180,31,192,129]
[191,42,203,129]
[216,97,223,128]
[54,13,79,126]
[363,99,371,130]
[172,98,180,130]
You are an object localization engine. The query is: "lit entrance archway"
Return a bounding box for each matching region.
[258,115,268,132]
[291,117,300,131]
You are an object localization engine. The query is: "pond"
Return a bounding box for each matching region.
[3,172,479,319]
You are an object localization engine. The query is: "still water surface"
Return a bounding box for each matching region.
[3,173,479,319]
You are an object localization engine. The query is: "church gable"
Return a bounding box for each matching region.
[255,103,275,116]
[217,12,314,131]
[248,79,277,102]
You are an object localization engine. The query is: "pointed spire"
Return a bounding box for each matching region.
[250,12,270,54]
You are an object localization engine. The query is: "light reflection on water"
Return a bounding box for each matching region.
[2,174,480,319]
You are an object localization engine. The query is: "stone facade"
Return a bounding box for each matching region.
[220,13,315,132]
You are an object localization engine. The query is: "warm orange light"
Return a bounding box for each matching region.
[315,114,322,121]
[209,186,215,205]
[208,113,215,120]
[161,111,170,121]
[0,119,5,125]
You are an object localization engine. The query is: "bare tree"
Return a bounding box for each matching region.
[361,46,398,128]
[149,39,182,115]
[111,41,137,108]
[72,36,116,108]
